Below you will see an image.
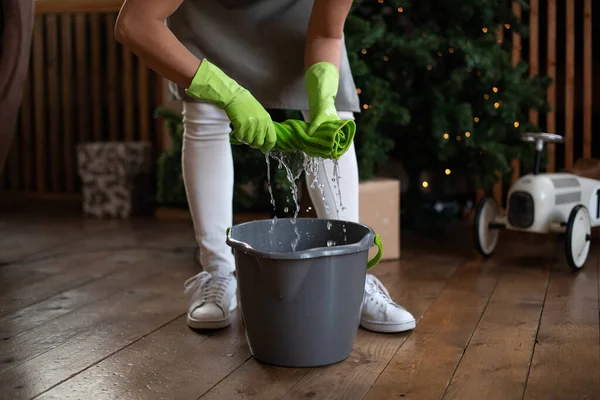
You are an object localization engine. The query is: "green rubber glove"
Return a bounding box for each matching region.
[185,59,276,153]
[305,62,341,136]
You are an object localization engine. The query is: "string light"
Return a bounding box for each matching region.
[497,39,503,44]
[494,102,500,108]
[484,94,490,99]
[482,27,488,33]
[427,65,433,70]
[438,51,443,56]
[445,169,451,175]
[514,121,520,128]
[474,117,480,123]
[361,49,367,55]
[397,6,403,12]
[449,48,455,53]
[422,181,429,188]
[443,133,449,139]
[456,136,462,141]
[378,0,383,3]
[465,131,471,137]
[383,56,389,61]
[363,104,369,110]
[356,88,362,94]
[504,23,511,29]
[492,87,499,93]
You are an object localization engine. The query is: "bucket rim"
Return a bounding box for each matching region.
[226,218,376,260]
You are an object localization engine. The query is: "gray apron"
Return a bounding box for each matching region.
[167,0,360,113]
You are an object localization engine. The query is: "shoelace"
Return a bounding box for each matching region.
[183,271,230,303]
[365,274,401,308]
[184,271,212,295]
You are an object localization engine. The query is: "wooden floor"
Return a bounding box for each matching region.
[1,214,599,400]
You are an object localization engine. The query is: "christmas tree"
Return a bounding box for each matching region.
[345,0,550,192]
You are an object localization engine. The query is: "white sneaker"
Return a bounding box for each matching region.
[184,271,238,330]
[360,274,416,333]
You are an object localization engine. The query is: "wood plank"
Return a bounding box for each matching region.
[106,14,119,141]
[0,215,109,265]
[583,0,592,159]
[523,252,600,399]
[263,254,463,400]
[35,315,210,399]
[363,259,502,400]
[493,173,503,207]
[32,15,46,193]
[153,255,461,400]
[20,75,33,191]
[200,358,308,400]
[74,14,89,143]
[492,25,504,200]
[0,264,195,399]
[35,0,124,14]
[89,14,103,142]
[0,250,147,319]
[0,251,170,340]
[511,160,520,184]
[442,250,551,399]
[564,0,574,169]
[546,0,556,172]
[60,14,75,192]
[528,0,539,126]
[510,1,521,183]
[46,14,61,192]
[123,47,135,141]
[138,63,150,141]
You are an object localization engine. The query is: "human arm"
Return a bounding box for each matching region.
[115,0,199,88]
[304,0,353,132]
[114,0,276,152]
[304,0,353,70]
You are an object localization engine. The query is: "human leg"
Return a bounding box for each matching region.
[301,110,415,333]
[181,101,237,330]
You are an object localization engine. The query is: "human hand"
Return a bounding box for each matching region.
[225,90,276,153]
[185,59,276,153]
[305,62,341,136]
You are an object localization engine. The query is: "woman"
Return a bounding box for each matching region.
[115,0,415,333]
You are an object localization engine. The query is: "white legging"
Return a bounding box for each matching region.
[182,102,359,275]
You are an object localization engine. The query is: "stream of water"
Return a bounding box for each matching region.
[265,151,346,252]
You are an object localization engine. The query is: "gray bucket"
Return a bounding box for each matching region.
[226,217,383,368]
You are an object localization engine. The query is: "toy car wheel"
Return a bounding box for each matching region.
[565,205,592,270]
[475,197,501,257]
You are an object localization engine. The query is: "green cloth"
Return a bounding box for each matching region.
[231,118,356,160]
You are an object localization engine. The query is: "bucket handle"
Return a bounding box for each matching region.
[367,234,383,270]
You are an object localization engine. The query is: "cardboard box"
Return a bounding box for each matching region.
[300,177,401,261]
[359,178,401,261]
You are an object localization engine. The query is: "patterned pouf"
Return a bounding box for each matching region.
[77,142,153,218]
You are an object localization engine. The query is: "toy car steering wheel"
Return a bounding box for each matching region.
[521,132,565,144]
[521,132,565,175]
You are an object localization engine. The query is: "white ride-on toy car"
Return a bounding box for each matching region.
[475,132,597,270]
